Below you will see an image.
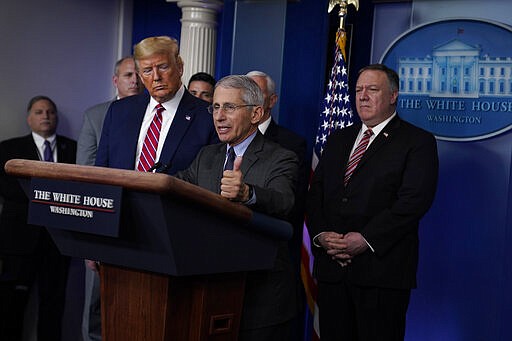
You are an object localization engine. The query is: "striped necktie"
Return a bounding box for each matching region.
[137,104,165,172]
[344,128,373,186]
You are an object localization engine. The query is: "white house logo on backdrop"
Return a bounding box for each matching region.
[381,19,512,141]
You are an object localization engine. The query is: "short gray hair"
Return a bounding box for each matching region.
[245,70,276,94]
[215,75,264,107]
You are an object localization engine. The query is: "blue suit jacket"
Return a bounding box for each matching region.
[95,91,218,175]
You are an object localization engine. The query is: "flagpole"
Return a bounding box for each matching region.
[301,1,359,340]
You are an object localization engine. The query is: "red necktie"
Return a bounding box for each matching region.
[137,104,164,172]
[344,128,373,186]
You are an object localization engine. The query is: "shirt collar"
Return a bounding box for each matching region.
[227,130,258,157]
[258,116,272,135]
[32,132,56,147]
[149,84,185,113]
[363,112,396,137]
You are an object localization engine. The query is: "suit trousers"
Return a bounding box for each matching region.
[318,280,411,341]
[0,232,69,341]
[238,319,292,341]
[82,265,102,341]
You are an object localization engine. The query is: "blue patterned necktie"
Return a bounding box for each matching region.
[44,140,54,162]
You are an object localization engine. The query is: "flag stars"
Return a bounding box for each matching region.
[315,49,353,153]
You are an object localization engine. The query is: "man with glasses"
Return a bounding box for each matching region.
[176,75,299,341]
[96,36,218,175]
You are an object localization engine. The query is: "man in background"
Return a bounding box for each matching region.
[95,35,218,174]
[77,56,143,341]
[307,64,438,341]
[77,56,143,165]
[187,71,216,103]
[0,96,76,340]
[247,70,307,339]
[246,70,307,260]
[176,75,298,340]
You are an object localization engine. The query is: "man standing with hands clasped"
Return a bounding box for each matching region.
[307,64,439,341]
[176,75,299,340]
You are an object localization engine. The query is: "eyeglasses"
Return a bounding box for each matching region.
[207,103,256,114]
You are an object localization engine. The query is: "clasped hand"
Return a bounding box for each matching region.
[318,231,368,267]
[220,156,249,202]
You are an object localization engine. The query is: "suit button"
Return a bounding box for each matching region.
[341,197,348,203]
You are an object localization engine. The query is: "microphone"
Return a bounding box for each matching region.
[147,162,161,172]
[148,161,170,173]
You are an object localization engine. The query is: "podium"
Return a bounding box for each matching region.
[5,159,292,341]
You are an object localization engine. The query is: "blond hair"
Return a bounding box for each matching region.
[133,36,182,70]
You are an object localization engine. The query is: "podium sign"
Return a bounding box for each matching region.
[28,178,122,237]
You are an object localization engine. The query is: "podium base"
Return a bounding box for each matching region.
[100,264,246,341]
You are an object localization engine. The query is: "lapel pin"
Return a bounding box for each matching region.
[383,132,389,137]
[185,115,191,121]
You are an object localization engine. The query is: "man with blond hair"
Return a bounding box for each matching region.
[96,36,217,174]
[94,36,218,339]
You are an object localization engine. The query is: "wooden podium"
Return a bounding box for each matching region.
[5,159,292,341]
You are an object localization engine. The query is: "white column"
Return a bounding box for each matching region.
[167,0,223,85]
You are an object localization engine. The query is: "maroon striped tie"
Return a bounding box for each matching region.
[344,128,373,186]
[137,104,164,172]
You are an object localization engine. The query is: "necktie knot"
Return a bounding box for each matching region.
[156,104,165,116]
[224,147,236,171]
[43,140,53,162]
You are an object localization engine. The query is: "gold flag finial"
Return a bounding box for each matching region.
[328,0,359,30]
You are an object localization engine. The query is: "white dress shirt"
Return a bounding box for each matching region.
[134,85,185,170]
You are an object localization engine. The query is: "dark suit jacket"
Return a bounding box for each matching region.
[264,119,308,253]
[95,91,218,174]
[264,119,308,219]
[0,134,77,254]
[307,116,438,290]
[176,132,299,329]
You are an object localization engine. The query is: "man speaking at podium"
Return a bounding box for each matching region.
[176,75,299,341]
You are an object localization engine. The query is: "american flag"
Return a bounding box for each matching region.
[301,28,354,340]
